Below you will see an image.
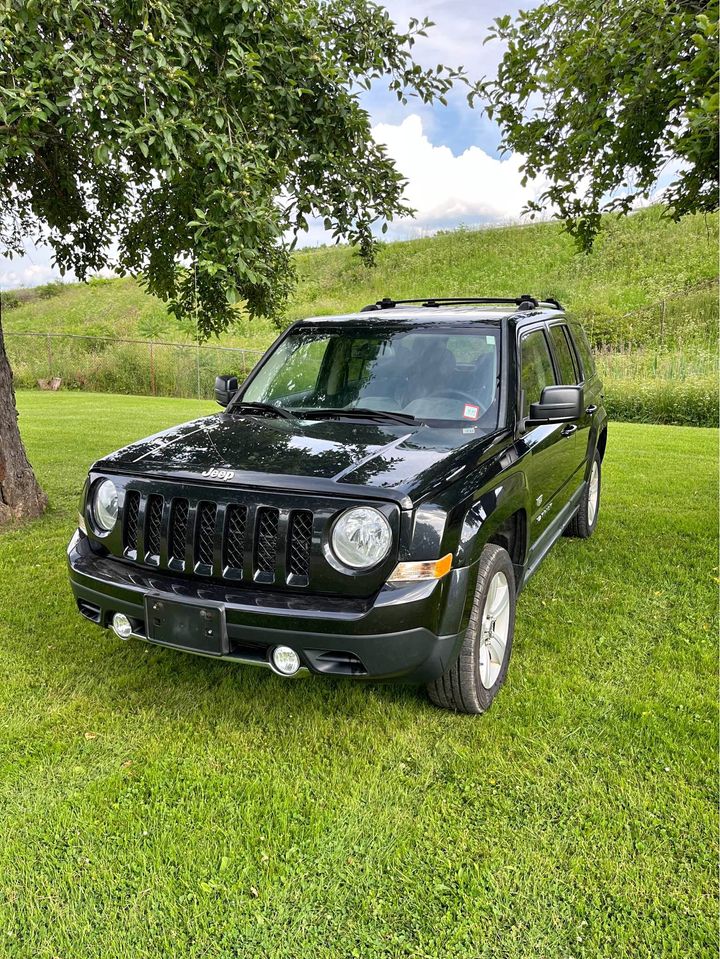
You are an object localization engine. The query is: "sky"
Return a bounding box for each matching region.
[1,0,532,290]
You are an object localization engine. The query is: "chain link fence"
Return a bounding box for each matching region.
[5,332,265,399]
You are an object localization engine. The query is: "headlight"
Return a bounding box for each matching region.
[92,479,118,533]
[331,507,392,569]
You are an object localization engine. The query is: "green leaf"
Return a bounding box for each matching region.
[0,0,480,332]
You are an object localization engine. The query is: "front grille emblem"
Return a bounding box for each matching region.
[201,468,236,482]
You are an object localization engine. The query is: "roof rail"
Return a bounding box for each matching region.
[360,295,563,313]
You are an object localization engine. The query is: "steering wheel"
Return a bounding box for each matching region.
[431,389,483,408]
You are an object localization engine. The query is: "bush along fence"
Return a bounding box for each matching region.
[6,332,265,401]
[6,330,718,427]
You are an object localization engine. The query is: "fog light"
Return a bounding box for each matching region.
[270,645,301,676]
[111,613,133,640]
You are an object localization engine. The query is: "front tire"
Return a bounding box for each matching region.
[427,544,516,714]
[565,451,601,539]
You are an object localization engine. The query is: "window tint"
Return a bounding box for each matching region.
[520,330,556,418]
[548,324,579,384]
[569,324,595,380]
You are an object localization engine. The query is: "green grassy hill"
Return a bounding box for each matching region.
[3,206,718,351]
[3,207,717,425]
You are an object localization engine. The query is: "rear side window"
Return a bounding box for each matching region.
[520,330,556,418]
[569,324,596,380]
[548,324,580,384]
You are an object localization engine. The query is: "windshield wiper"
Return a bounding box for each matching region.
[298,407,418,426]
[230,401,297,422]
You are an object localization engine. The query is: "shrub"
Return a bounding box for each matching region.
[0,291,20,310]
[35,281,65,299]
[604,376,718,428]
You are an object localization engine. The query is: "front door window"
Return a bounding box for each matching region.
[519,330,556,419]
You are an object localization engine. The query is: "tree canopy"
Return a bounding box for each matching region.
[0,0,477,334]
[481,0,719,250]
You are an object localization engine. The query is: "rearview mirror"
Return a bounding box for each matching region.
[215,374,239,408]
[528,385,583,424]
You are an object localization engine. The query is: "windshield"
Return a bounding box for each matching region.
[237,324,501,427]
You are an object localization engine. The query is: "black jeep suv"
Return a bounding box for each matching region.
[68,295,607,714]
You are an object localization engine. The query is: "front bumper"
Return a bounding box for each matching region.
[67,531,469,683]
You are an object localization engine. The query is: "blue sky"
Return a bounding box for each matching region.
[1,1,529,289]
[363,0,517,156]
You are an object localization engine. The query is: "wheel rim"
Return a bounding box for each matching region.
[587,460,600,526]
[478,570,511,689]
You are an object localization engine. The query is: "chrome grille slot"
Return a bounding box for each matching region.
[224,505,247,572]
[145,495,163,561]
[123,490,140,556]
[255,507,279,580]
[196,502,217,569]
[168,498,189,564]
[287,510,313,582]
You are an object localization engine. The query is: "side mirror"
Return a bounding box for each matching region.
[215,374,239,408]
[528,385,583,424]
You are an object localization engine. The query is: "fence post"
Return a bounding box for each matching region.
[660,299,666,350]
[46,332,53,379]
[196,344,201,400]
[149,342,156,396]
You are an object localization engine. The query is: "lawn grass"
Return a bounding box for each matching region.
[0,392,717,958]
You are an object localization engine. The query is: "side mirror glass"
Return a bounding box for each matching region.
[215,374,239,408]
[528,385,583,424]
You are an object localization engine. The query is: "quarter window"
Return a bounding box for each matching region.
[548,324,579,384]
[519,330,556,419]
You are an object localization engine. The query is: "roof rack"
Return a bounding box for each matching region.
[360,295,563,312]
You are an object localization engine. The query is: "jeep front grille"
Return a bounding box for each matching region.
[196,502,217,568]
[122,491,141,557]
[168,498,189,563]
[122,492,315,587]
[255,507,279,578]
[288,510,313,579]
[224,505,247,571]
[145,495,163,561]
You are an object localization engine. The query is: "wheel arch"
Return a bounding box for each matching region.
[453,472,530,631]
[455,470,530,570]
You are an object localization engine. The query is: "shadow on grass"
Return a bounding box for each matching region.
[44,615,431,728]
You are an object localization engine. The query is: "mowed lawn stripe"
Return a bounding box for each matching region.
[0,392,717,958]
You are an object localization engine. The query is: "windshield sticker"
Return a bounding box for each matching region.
[463,404,479,420]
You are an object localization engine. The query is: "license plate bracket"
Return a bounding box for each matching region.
[144,593,228,656]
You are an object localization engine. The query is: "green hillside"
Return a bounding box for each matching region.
[3,206,718,351]
[2,207,717,425]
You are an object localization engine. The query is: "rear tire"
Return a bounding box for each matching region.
[427,544,516,714]
[565,451,601,539]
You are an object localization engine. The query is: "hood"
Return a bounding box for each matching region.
[96,412,493,504]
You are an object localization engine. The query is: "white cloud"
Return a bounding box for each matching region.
[380,0,515,79]
[0,260,67,290]
[372,114,545,237]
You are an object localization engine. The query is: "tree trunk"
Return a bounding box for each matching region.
[0,316,47,524]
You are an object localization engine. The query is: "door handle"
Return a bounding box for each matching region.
[585,404,598,415]
[561,424,578,437]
